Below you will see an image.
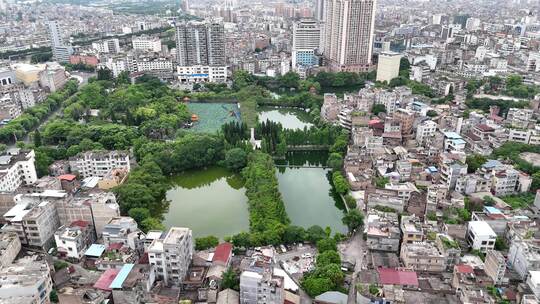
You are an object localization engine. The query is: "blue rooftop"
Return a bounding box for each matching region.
[443,131,462,139]
[109,264,134,289]
[427,166,438,173]
[482,159,503,169]
[85,244,106,257]
[484,206,502,214]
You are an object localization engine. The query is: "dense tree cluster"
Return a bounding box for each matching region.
[0,79,78,143]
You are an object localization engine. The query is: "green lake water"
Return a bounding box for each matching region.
[163,151,347,238]
[258,107,313,130]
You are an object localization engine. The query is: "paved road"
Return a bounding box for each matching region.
[338,230,366,304]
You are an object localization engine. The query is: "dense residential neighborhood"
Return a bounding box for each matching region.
[1,0,540,303]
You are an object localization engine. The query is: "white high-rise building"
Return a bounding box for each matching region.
[376,52,401,83]
[322,0,377,72]
[132,35,162,53]
[148,227,193,286]
[315,0,325,21]
[47,20,73,63]
[292,19,321,68]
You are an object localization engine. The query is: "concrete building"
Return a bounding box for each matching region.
[365,210,400,252]
[467,221,496,253]
[177,65,227,83]
[102,217,143,251]
[47,20,73,63]
[92,38,121,54]
[292,19,321,68]
[38,64,67,92]
[0,149,38,192]
[240,269,284,304]
[376,52,401,83]
[528,271,540,301]
[400,242,446,272]
[0,257,53,303]
[484,250,506,285]
[175,21,225,67]
[54,220,94,261]
[69,150,130,179]
[132,35,162,53]
[400,215,423,244]
[508,240,540,279]
[322,0,376,72]
[148,227,193,286]
[0,232,21,267]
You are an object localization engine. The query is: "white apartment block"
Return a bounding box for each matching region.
[136,58,173,72]
[98,58,129,77]
[416,120,437,146]
[0,149,37,192]
[92,38,121,54]
[69,150,130,179]
[467,221,496,253]
[54,221,94,261]
[0,232,21,267]
[240,270,284,304]
[376,52,401,83]
[148,227,193,286]
[509,240,540,279]
[177,65,227,83]
[132,35,162,53]
[0,258,53,304]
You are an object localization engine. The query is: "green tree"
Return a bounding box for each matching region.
[97,67,113,81]
[128,207,151,224]
[372,104,386,115]
[316,250,341,267]
[306,225,326,243]
[279,72,300,89]
[140,217,165,232]
[466,154,487,173]
[327,152,344,170]
[221,267,240,291]
[283,225,306,244]
[33,130,42,147]
[302,277,333,297]
[426,110,438,117]
[317,238,337,253]
[342,209,364,232]
[332,171,349,194]
[232,232,251,248]
[195,236,219,250]
[50,289,59,303]
[224,148,248,172]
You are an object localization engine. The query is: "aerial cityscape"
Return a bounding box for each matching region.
[0,0,539,303]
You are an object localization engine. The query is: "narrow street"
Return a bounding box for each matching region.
[339,230,367,304]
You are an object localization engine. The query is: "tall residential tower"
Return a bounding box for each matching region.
[47,20,73,63]
[322,0,376,72]
[292,18,321,69]
[175,21,227,82]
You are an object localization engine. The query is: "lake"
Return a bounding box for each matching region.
[258,107,314,130]
[163,167,249,238]
[163,151,347,238]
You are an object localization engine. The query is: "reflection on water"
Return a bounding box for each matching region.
[258,107,314,130]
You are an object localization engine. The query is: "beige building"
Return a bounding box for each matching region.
[322,0,376,72]
[0,232,21,267]
[400,215,423,244]
[484,250,506,285]
[376,52,401,83]
[0,257,53,303]
[400,242,446,272]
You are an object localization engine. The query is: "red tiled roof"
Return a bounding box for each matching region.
[377,268,419,286]
[93,269,121,291]
[476,124,494,132]
[70,220,90,228]
[58,174,77,181]
[212,242,233,264]
[455,264,474,274]
[107,243,123,251]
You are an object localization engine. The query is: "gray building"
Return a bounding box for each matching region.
[175,21,225,67]
[240,269,284,304]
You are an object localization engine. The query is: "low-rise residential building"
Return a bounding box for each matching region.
[69,150,131,179]
[509,240,540,279]
[366,189,405,212]
[0,232,21,267]
[467,221,497,253]
[0,148,37,192]
[365,211,400,252]
[484,250,506,285]
[0,257,53,303]
[435,234,461,270]
[102,217,143,251]
[148,227,193,286]
[400,215,423,244]
[240,269,284,304]
[400,242,446,272]
[54,220,95,261]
